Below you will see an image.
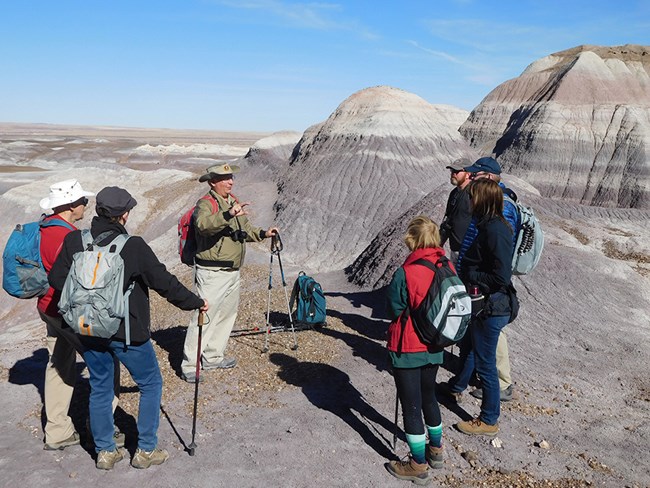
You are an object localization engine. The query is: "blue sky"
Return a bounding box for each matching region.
[1,1,648,133]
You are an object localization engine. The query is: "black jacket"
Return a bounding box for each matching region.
[460,215,513,295]
[440,187,471,252]
[49,216,203,344]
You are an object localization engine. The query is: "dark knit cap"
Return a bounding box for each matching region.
[95,186,138,217]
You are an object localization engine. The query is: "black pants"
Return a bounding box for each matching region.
[393,364,441,434]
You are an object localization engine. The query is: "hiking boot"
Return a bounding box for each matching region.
[385,456,431,485]
[131,448,169,469]
[470,384,514,401]
[181,372,203,383]
[43,431,80,451]
[426,445,444,469]
[96,449,124,470]
[438,382,462,403]
[202,357,237,370]
[456,417,499,436]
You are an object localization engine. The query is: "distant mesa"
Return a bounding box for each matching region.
[241,131,302,178]
[461,44,650,209]
[273,85,474,271]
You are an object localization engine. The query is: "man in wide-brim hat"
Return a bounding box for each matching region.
[38,179,94,451]
[180,163,279,382]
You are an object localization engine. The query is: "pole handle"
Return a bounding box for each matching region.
[271,233,283,254]
[198,311,206,326]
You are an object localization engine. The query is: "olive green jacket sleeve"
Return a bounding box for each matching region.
[194,190,265,269]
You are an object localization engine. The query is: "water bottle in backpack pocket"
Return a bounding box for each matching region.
[58,230,135,344]
[289,271,326,326]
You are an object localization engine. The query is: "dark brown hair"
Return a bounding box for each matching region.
[468,179,511,231]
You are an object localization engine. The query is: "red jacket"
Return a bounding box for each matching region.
[386,247,449,353]
[37,215,77,316]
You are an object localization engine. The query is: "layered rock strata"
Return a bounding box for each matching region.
[460,44,650,209]
[275,85,472,271]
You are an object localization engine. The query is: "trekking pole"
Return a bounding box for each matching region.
[262,240,275,353]
[392,392,399,453]
[188,311,205,456]
[274,233,298,351]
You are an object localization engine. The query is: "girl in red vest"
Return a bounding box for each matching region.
[384,216,448,485]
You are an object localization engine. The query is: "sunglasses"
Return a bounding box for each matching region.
[71,197,89,207]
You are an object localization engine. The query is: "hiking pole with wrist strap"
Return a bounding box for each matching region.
[262,234,298,352]
[262,238,276,353]
[274,233,298,351]
[188,311,206,456]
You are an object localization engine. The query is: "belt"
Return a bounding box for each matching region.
[195,258,236,269]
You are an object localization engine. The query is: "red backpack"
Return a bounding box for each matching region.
[178,195,218,266]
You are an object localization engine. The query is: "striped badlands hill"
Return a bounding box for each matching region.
[274,85,474,271]
[460,44,650,209]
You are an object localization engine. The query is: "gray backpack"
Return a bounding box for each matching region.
[58,230,134,344]
[505,197,544,275]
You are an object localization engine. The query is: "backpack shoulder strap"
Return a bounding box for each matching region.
[200,194,218,214]
[412,257,447,272]
[289,271,305,312]
[107,234,131,253]
[40,217,75,232]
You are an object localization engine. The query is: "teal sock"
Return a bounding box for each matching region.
[426,423,443,448]
[405,433,427,464]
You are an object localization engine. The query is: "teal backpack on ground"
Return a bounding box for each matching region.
[2,217,74,299]
[289,271,326,326]
[58,230,135,344]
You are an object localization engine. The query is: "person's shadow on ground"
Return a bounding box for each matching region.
[151,325,187,375]
[269,352,397,461]
[8,348,137,457]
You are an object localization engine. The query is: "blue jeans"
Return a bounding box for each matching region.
[449,314,509,425]
[83,339,162,452]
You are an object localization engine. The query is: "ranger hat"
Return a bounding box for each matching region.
[463,156,501,175]
[39,179,95,210]
[198,163,241,182]
[95,186,138,217]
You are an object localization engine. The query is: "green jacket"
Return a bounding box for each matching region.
[194,190,265,269]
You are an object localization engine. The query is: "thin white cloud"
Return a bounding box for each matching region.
[407,40,468,66]
[215,0,379,39]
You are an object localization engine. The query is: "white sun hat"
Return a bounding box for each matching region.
[39,179,95,210]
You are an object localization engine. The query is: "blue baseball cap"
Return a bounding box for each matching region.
[463,157,501,175]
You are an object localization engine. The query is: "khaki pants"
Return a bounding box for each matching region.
[41,311,79,444]
[40,311,120,444]
[182,266,240,375]
[496,331,512,390]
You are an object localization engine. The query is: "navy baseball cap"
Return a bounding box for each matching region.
[463,157,501,175]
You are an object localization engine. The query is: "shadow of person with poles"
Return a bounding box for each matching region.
[269,353,397,461]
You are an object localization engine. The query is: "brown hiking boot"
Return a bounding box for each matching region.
[385,456,431,485]
[456,417,499,436]
[426,445,444,469]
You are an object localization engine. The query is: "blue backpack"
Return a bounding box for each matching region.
[289,272,326,326]
[2,217,74,299]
